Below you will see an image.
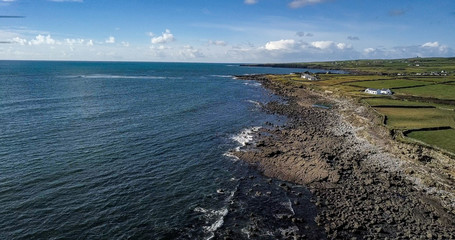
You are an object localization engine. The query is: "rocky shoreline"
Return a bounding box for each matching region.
[233,75,455,239]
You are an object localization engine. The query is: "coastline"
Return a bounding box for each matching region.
[233,74,455,239]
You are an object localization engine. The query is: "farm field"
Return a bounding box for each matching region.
[316,75,396,86]
[394,84,455,100]
[406,129,455,153]
[350,79,431,89]
[363,98,455,110]
[377,107,455,129]
[406,77,455,83]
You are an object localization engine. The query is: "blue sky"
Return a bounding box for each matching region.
[0,0,454,62]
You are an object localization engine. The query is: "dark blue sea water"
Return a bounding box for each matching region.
[0,61,326,239]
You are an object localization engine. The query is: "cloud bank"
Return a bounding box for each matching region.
[151,29,175,44]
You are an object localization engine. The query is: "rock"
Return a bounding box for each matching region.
[353,222,361,229]
[232,74,455,240]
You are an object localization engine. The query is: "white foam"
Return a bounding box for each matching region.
[195,206,229,240]
[247,100,261,107]
[195,183,240,240]
[204,208,228,231]
[243,82,262,87]
[223,152,240,161]
[63,74,167,80]
[231,127,261,151]
[210,75,232,78]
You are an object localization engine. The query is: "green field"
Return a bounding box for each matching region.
[377,108,455,129]
[406,77,455,83]
[363,98,455,109]
[317,75,396,86]
[364,98,434,107]
[407,129,455,153]
[351,79,431,89]
[394,84,455,100]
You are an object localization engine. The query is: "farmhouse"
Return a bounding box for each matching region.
[364,88,392,95]
[301,73,318,81]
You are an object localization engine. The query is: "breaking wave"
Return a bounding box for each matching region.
[194,186,238,240]
[231,127,260,151]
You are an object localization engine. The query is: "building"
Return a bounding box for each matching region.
[301,73,318,81]
[364,88,392,95]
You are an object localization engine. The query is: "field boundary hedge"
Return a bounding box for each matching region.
[403,126,452,135]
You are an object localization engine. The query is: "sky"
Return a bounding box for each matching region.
[0,0,454,63]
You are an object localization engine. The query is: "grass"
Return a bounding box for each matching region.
[376,107,455,129]
[363,98,455,110]
[364,98,433,107]
[316,74,396,86]
[406,76,455,83]
[394,84,455,100]
[407,129,455,153]
[350,79,431,89]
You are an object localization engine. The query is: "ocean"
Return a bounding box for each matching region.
[0,61,325,239]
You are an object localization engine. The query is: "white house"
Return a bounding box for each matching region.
[301,73,318,81]
[364,88,392,95]
[380,89,392,95]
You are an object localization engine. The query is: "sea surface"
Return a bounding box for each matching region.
[0,61,326,239]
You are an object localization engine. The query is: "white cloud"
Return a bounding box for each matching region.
[244,0,258,5]
[65,38,84,45]
[336,43,350,50]
[121,41,130,47]
[150,45,170,51]
[364,48,375,54]
[179,45,204,59]
[87,40,94,46]
[151,29,175,44]
[1,0,17,2]
[265,39,296,51]
[289,0,329,8]
[310,41,351,50]
[105,36,115,44]
[29,35,57,45]
[362,43,454,58]
[422,41,439,48]
[209,40,227,46]
[311,41,333,49]
[65,38,84,51]
[12,37,26,45]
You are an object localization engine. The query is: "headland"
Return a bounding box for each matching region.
[233,58,455,239]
